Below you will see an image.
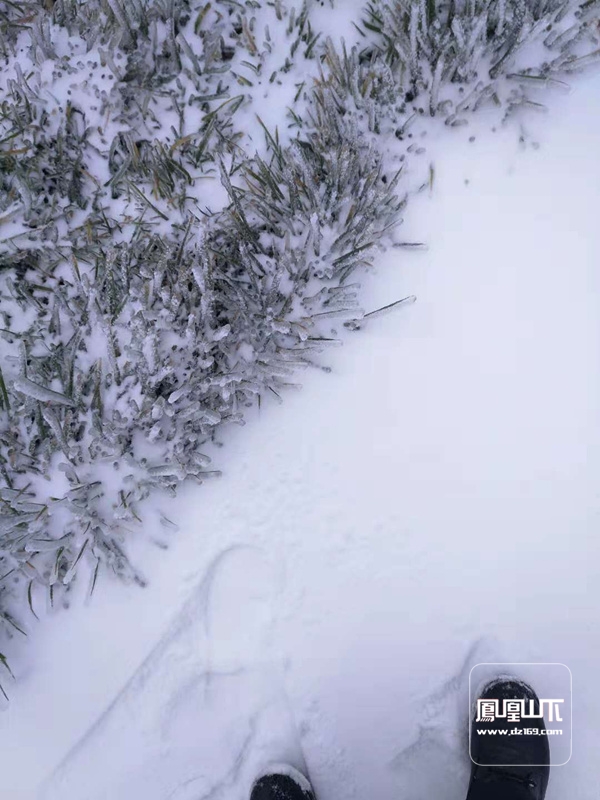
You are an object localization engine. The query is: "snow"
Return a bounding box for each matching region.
[1,52,599,800]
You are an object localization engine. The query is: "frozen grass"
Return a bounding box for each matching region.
[0,0,598,687]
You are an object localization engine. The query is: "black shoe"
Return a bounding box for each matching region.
[250,764,316,800]
[466,678,550,800]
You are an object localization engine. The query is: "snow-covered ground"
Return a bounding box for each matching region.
[1,62,599,800]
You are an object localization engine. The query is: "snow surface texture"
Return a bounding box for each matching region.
[0,57,598,800]
[1,0,599,663]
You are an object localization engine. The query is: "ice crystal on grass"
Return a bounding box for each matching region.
[319,0,599,136]
[0,0,598,685]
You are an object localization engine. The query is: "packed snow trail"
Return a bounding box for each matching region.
[1,70,599,800]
